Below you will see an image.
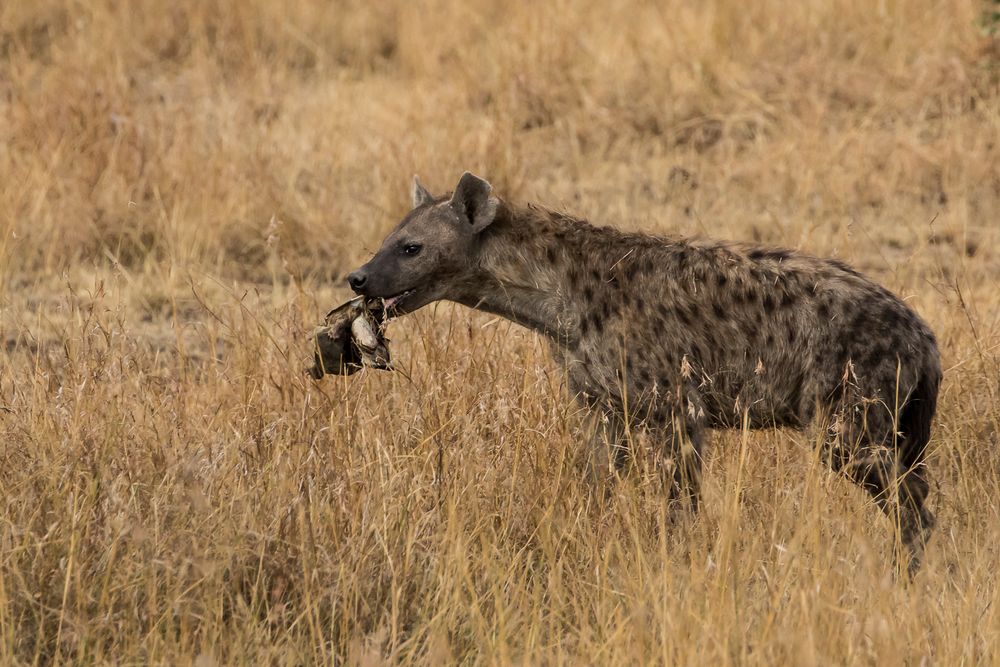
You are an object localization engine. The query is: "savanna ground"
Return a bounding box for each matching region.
[1,1,999,664]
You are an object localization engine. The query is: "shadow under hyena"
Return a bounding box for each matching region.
[329,171,940,577]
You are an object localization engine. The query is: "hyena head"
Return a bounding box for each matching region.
[347,172,499,313]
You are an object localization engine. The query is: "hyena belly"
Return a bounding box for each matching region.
[563,310,814,432]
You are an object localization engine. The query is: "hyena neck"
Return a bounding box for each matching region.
[449,202,582,346]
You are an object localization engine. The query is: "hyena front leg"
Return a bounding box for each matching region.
[656,394,707,513]
[581,406,628,481]
[823,404,935,577]
[580,402,705,513]
[623,387,708,511]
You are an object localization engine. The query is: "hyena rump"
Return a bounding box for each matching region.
[346,172,941,574]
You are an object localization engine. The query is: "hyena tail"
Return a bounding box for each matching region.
[899,366,941,470]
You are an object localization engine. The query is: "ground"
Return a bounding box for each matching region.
[1,1,999,664]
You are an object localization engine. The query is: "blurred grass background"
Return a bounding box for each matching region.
[1,1,999,663]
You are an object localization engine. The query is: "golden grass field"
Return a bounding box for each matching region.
[2,1,999,663]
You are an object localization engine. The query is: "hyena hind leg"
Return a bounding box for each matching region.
[824,411,935,578]
[844,452,934,578]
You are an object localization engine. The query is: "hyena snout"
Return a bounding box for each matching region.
[347,268,369,294]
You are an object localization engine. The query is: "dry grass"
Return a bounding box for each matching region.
[1,1,999,663]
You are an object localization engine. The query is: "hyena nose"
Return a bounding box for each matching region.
[347,270,368,293]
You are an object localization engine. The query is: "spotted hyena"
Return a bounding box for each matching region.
[344,172,941,575]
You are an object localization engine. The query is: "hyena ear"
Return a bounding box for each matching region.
[450,171,498,233]
[411,175,434,208]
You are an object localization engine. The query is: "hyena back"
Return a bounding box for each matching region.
[347,172,941,575]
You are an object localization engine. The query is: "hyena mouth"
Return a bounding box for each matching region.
[382,289,416,313]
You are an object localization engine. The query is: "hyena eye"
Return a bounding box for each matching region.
[401,243,423,257]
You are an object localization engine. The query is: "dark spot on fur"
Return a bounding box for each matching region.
[636,296,645,313]
[583,286,594,303]
[678,306,693,326]
[625,263,638,281]
[639,368,650,383]
[787,327,796,344]
[863,345,887,368]
[781,291,796,308]
[818,301,830,318]
[717,273,728,287]
[785,372,805,408]
[713,302,727,320]
[580,317,589,336]
[849,309,868,333]
[592,312,605,333]
[766,333,775,346]
[736,288,757,305]
[762,294,775,312]
[704,330,717,349]
[591,268,601,282]
[621,292,632,307]
[546,246,557,264]
[691,343,705,362]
